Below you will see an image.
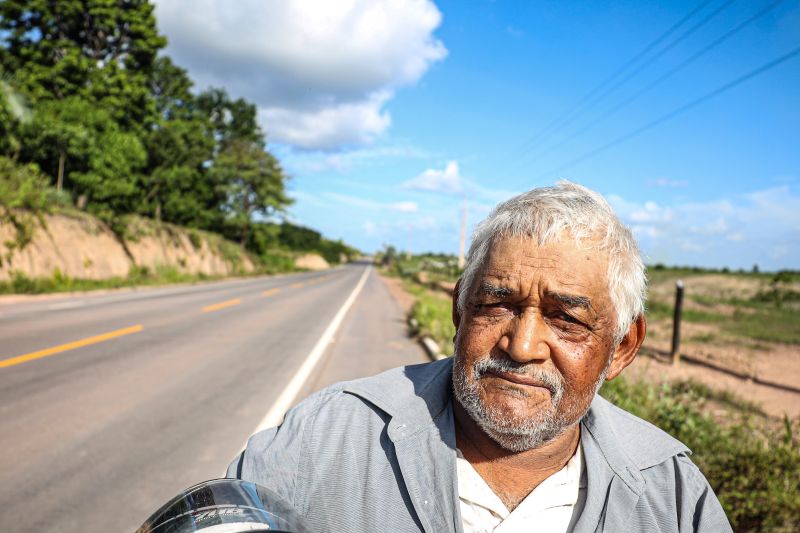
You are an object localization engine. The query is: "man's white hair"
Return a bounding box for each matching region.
[457,181,646,342]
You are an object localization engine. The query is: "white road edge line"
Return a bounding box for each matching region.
[235,265,372,457]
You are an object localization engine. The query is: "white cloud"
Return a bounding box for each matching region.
[154,0,447,149]
[324,192,417,213]
[675,237,703,253]
[609,186,800,270]
[629,201,673,224]
[648,177,688,188]
[743,186,800,226]
[631,225,660,239]
[259,91,392,149]
[390,201,419,213]
[362,220,377,236]
[280,141,431,174]
[399,214,439,231]
[690,216,728,235]
[769,245,790,259]
[608,195,672,224]
[288,189,330,208]
[402,161,463,194]
[364,214,440,238]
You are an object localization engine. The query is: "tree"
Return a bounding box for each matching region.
[210,139,292,245]
[198,87,292,245]
[0,1,314,255]
[141,119,217,227]
[20,98,91,191]
[141,57,219,227]
[278,222,322,251]
[0,0,162,219]
[20,97,145,217]
[0,72,31,158]
[0,0,166,131]
[149,56,196,122]
[71,127,145,219]
[197,88,264,150]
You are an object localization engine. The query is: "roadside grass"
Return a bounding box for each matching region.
[688,332,717,343]
[402,278,456,356]
[0,266,219,295]
[0,253,302,296]
[647,296,800,345]
[601,378,800,532]
[647,267,800,345]
[668,379,767,417]
[645,265,800,284]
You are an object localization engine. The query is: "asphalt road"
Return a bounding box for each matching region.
[0,263,427,532]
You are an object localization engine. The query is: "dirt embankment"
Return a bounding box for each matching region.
[0,211,255,281]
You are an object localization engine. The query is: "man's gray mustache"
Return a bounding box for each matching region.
[472,357,564,395]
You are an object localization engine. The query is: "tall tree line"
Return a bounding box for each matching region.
[0,0,293,251]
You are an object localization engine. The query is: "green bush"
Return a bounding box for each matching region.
[0,157,57,266]
[646,297,800,345]
[601,378,800,531]
[7,271,40,293]
[0,264,217,294]
[410,289,455,355]
[257,250,297,274]
[187,229,203,250]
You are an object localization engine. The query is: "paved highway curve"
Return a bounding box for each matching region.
[0,263,426,531]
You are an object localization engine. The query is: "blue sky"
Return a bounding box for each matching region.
[155,0,800,270]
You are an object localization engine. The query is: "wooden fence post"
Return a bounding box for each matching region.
[671,279,684,366]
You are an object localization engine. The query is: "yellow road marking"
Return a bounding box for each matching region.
[262,288,280,297]
[290,282,304,289]
[202,298,242,313]
[0,325,144,369]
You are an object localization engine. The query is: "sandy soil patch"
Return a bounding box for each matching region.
[380,274,415,314]
[635,328,800,418]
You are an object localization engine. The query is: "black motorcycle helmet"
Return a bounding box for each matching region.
[137,479,314,533]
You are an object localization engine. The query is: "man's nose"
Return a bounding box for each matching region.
[498,309,551,363]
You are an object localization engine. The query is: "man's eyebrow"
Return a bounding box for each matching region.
[549,292,592,309]
[481,282,514,298]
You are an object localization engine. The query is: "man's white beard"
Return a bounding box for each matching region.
[452,354,611,452]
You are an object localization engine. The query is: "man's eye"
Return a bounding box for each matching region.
[552,312,581,325]
[474,302,514,316]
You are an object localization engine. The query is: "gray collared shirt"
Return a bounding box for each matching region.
[228,358,732,532]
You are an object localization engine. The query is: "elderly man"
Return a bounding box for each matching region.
[228,182,731,532]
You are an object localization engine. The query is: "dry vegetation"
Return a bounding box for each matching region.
[636,267,800,418]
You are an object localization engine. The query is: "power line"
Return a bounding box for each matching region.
[536,0,784,158]
[508,0,737,170]
[543,0,736,135]
[533,44,800,180]
[526,0,789,162]
[483,0,716,169]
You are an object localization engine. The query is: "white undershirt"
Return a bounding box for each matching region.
[455,442,587,533]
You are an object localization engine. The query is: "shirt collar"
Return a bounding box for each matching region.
[455,440,585,518]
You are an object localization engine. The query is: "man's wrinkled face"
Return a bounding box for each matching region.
[452,234,619,451]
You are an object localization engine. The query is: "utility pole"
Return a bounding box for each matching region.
[458,197,467,269]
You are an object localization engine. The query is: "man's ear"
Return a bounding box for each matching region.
[606,314,646,381]
[452,278,463,334]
